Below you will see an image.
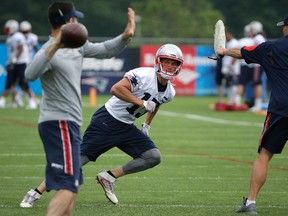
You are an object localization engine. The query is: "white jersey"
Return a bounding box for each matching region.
[222,38,240,75]
[24,32,38,63]
[105,67,176,124]
[6,32,30,64]
[254,34,266,45]
[238,37,255,66]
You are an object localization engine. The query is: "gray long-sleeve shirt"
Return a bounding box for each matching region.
[25,35,129,126]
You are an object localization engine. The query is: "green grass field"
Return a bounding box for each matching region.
[0,95,287,216]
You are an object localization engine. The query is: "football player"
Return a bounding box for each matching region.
[20,43,184,207]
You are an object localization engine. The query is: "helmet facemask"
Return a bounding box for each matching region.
[154,44,184,80]
[155,56,183,80]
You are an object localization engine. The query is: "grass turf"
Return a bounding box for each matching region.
[0,95,287,216]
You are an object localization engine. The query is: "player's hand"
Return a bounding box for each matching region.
[11,57,17,64]
[143,101,156,113]
[54,25,66,48]
[141,123,150,136]
[122,7,135,40]
[216,47,225,57]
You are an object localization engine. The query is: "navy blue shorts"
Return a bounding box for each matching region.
[5,64,17,89]
[38,120,83,193]
[5,63,29,90]
[258,113,288,154]
[239,65,262,86]
[15,63,29,90]
[81,106,156,161]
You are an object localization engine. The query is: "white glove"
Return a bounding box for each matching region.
[141,123,150,136]
[11,57,17,64]
[143,101,156,113]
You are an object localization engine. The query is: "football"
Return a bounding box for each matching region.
[61,23,88,48]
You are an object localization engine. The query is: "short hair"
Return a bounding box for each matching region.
[48,1,73,28]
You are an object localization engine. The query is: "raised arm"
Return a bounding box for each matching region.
[122,7,135,41]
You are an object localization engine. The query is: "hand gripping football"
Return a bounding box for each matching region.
[61,23,88,48]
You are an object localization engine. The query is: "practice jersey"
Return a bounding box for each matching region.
[6,32,30,64]
[238,37,255,67]
[105,67,176,124]
[241,36,288,117]
[222,38,240,75]
[25,35,130,126]
[254,34,266,45]
[24,32,38,63]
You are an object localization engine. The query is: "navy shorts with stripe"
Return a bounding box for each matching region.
[258,112,288,154]
[81,106,156,161]
[38,120,83,193]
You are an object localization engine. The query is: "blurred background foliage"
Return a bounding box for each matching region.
[0,0,287,41]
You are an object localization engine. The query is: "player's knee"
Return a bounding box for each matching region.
[143,148,162,168]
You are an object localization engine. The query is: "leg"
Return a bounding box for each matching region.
[40,121,82,214]
[248,147,273,201]
[20,154,88,207]
[250,66,263,111]
[20,180,45,208]
[96,149,162,204]
[16,63,37,109]
[121,148,162,175]
[37,181,47,193]
[235,84,244,105]
[217,84,225,103]
[236,147,273,214]
[47,189,77,216]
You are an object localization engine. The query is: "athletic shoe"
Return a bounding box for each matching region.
[236,197,257,214]
[20,189,42,208]
[15,92,24,107]
[26,98,38,110]
[96,171,118,204]
[249,105,262,112]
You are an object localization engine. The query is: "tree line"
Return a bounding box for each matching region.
[1,0,287,42]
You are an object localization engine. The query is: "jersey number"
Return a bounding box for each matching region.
[126,93,159,118]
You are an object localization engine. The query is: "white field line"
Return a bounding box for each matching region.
[97,204,288,209]
[82,104,263,127]
[159,110,263,127]
[1,176,287,182]
[0,203,287,209]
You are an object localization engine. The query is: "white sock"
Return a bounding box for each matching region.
[235,95,241,105]
[254,98,262,107]
[246,199,256,206]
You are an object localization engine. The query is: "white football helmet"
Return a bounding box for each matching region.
[154,44,184,80]
[3,19,19,35]
[244,24,251,36]
[250,21,263,35]
[20,21,32,32]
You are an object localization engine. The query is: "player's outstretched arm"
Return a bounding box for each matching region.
[217,47,243,59]
[122,8,135,41]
